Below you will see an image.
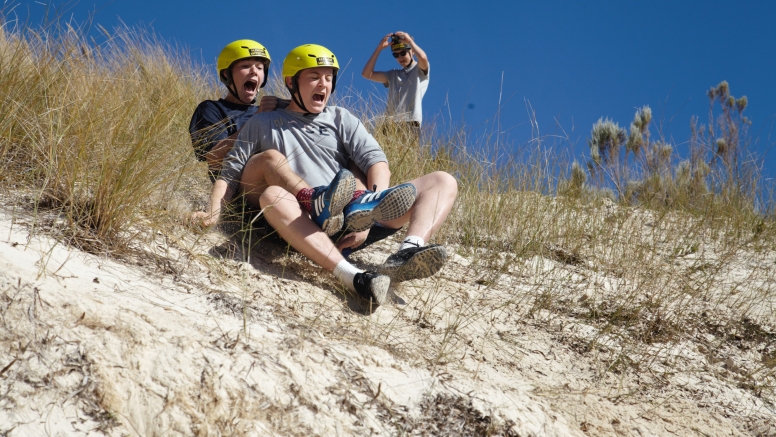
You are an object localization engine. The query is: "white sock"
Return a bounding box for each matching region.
[333,260,362,291]
[399,236,425,251]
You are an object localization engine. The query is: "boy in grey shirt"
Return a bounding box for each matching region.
[219,106,387,190]
[193,45,456,306]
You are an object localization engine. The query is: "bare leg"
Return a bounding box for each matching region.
[380,171,458,242]
[347,160,368,191]
[370,172,456,283]
[261,185,392,304]
[240,149,310,207]
[259,185,344,271]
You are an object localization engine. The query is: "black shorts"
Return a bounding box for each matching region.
[233,203,400,256]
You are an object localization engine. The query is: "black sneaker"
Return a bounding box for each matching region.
[378,244,448,283]
[353,271,390,305]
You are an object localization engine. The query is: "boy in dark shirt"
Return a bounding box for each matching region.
[189,39,284,180]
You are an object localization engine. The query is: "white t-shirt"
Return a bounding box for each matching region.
[384,61,429,125]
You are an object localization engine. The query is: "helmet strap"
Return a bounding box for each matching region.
[289,75,311,114]
[223,69,257,105]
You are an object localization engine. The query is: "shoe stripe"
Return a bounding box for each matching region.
[356,192,378,204]
[355,185,411,205]
[344,184,417,232]
[314,194,325,216]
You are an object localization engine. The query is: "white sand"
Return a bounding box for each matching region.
[1,206,774,436]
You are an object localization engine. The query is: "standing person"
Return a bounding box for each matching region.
[362,31,429,139]
[192,44,457,306]
[189,39,285,181]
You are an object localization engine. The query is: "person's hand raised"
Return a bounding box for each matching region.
[377,33,392,50]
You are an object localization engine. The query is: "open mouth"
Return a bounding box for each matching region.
[244,80,257,93]
[312,92,325,103]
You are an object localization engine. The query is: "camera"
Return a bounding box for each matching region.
[391,34,403,44]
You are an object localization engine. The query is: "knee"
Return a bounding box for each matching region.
[244,149,285,175]
[259,185,291,210]
[246,149,285,169]
[412,171,458,202]
[430,171,458,196]
[257,149,286,166]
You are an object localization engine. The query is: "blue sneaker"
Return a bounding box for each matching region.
[310,169,356,236]
[343,183,416,233]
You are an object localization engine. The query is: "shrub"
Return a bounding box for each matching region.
[0,23,206,251]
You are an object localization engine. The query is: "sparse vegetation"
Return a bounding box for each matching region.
[0,21,208,253]
[1,18,775,437]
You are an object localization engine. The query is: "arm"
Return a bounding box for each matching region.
[366,161,391,192]
[194,122,259,226]
[204,131,238,170]
[189,101,231,162]
[343,109,390,186]
[191,179,235,227]
[361,34,392,84]
[394,31,429,73]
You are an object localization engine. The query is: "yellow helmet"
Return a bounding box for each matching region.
[282,44,339,88]
[217,39,271,88]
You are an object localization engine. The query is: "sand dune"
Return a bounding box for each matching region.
[1,205,774,436]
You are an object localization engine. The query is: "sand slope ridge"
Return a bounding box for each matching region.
[1,204,775,436]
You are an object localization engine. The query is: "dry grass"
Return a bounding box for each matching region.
[0,22,207,254]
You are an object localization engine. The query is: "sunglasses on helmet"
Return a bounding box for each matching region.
[392,50,409,58]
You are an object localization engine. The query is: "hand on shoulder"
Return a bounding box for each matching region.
[258,95,290,113]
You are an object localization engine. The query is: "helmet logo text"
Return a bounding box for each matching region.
[249,48,267,57]
[316,57,334,66]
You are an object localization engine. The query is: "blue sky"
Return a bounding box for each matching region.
[9,0,776,177]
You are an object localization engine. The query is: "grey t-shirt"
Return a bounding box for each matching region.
[384,61,429,125]
[219,106,388,192]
